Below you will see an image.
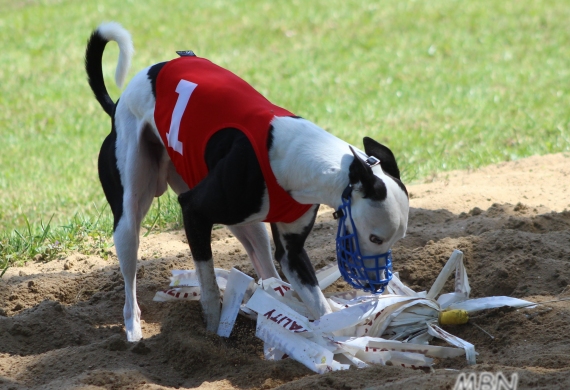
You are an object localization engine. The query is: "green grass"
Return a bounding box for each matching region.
[2,0,570,269]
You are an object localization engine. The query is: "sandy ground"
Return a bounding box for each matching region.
[1,153,570,390]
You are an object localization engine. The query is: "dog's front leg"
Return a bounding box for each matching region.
[178,191,220,332]
[194,259,220,333]
[270,205,332,319]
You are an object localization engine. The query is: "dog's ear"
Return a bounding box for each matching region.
[348,146,387,201]
[363,137,401,180]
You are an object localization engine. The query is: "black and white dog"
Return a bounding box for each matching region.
[85,22,409,342]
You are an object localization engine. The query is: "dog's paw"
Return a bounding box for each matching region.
[126,327,143,342]
[125,317,143,342]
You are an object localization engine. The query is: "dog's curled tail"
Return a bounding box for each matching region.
[85,22,134,117]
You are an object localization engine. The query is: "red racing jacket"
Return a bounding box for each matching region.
[153,55,312,223]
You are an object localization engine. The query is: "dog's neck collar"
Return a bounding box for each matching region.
[363,155,381,168]
[176,50,196,57]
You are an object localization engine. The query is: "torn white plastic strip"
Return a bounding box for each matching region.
[437,250,471,308]
[261,278,313,319]
[384,323,430,342]
[315,361,350,372]
[264,344,287,361]
[332,337,434,367]
[426,250,464,300]
[255,316,335,374]
[390,351,434,368]
[407,330,432,344]
[246,288,313,333]
[360,299,439,338]
[217,268,254,337]
[312,296,418,334]
[448,296,536,312]
[427,322,477,365]
[454,251,471,296]
[356,350,433,368]
[316,263,342,290]
[384,307,437,329]
[438,292,469,308]
[170,268,230,290]
[153,286,201,302]
[333,336,465,359]
[388,273,422,297]
[262,277,293,297]
[355,350,390,365]
[335,353,369,368]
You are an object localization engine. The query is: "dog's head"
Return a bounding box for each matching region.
[337,137,409,291]
[348,137,409,252]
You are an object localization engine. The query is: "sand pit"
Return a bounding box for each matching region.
[1,153,569,389]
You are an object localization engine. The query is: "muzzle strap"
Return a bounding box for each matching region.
[333,185,354,220]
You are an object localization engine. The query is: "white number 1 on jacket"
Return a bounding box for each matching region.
[167,79,198,155]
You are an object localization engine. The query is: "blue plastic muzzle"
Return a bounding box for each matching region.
[334,185,393,294]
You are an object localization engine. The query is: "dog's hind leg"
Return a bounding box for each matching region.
[99,119,141,342]
[227,223,280,280]
[270,205,332,320]
[108,109,165,341]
